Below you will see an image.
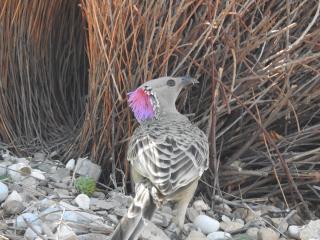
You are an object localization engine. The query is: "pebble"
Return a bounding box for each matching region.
[55,225,77,240]
[246,227,259,238]
[75,193,90,210]
[24,225,43,240]
[193,199,210,211]
[66,159,76,170]
[74,157,101,181]
[300,220,320,240]
[207,231,232,240]
[288,225,302,239]
[8,163,32,182]
[30,169,46,180]
[0,181,8,202]
[257,228,279,240]
[186,207,199,222]
[16,212,41,229]
[0,162,10,176]
[140,220,170,240]
[186,230,207,240]
[220,220,244,232]
[194,215,220,234]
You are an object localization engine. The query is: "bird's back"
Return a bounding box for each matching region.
[128,113,209,197]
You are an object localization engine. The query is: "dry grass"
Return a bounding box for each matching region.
[0,0,320,215]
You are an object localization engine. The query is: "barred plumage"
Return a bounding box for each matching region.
[128,113,208,198]
[111,76,208,240]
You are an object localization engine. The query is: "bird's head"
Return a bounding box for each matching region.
[128,76,198,122]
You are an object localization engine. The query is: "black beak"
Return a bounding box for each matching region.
[181,76,199,86]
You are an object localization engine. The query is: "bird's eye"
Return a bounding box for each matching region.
[167,79,176,87]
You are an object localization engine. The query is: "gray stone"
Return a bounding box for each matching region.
[90,198,121,210]
[246,227,259,239]
[257,228,279,240]
[54,225,77,240]
[186,230,206,240]
[75,158,101,181]
[152,210,172,227]
[194,215,220,234]
[300,220,320,240]
[288,225,302,239]
[186,207,199,222]
[193,199,210,211]
[24,225,42,240]
[220,220,244,232]
[16,213,41,229]
[207,231,232,240]
[140,220,170,240]
[114,208,128,217]
[78,233,109,240]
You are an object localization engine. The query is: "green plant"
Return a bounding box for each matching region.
[74,176,96,196]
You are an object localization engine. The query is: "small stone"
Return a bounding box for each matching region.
[55,225,77,240]
[75,194,90,210]
[48,168,70,183]
[114,208,128,217]
[75,157,101,181]
[257,228,279,240]
[194,215,220,234]
[0,182,8,202]
[216,203,232,213]
[92,191,105,199]
[193,199,210,211]
[3,199,25,215]
[221,215,231,222]
[186,230,206,240]
[24,225,42,240]
[186,207,199,222]
[6,190,23,202]
[16,213,41,229]
[0,222,8,231]
[0,162,10,176]
[271,218,288,233]
[233,233,255,240]
[30,169,46,180]
[140,220,170,240]
[246,227,259,238]
[288,225,302,239]
[220,220,244,232]
[108,214,119,224]
[90,198,121,210]
[66,159,75,170]
[8,163,31,182]
[300,220,320,240]
[207,231,232,240]
[78,233,108,240]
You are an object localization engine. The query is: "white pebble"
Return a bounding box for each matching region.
[194,215,220,234]
[288,225,302,239]
[75,194,90,210]
[66,159,75,170]
[31,169,46,180]
[6,190,23,203]
[193,199,210,211]
[0,182,9,202]
[207,231,232,240]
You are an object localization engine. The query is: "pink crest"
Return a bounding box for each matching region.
[128,88,155,122]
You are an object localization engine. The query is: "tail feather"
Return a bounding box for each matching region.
[111,184,156,240]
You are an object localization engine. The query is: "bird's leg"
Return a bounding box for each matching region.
[172,180,198,238]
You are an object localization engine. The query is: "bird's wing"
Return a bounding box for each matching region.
[127,120,208,196]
